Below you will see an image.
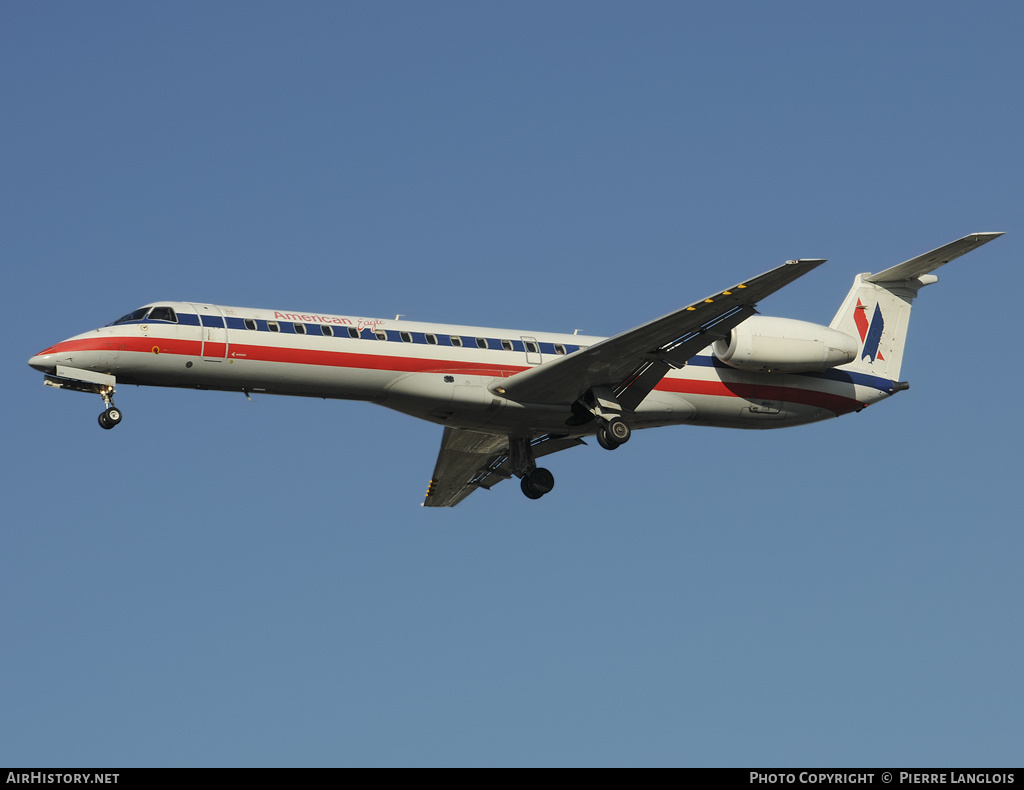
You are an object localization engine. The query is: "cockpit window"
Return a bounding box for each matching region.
[147,306,177,323]
[111,307,150,325]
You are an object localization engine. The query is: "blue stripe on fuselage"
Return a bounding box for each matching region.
[687,354,895,393]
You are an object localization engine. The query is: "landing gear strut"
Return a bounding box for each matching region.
[574,388,631,451]
[41,369,123,430]
[97,386,122,430]
[510,436,555,501]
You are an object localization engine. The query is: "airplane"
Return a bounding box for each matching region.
[28,232,1002,507]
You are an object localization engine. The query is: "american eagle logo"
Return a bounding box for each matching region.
[854,299,885,362]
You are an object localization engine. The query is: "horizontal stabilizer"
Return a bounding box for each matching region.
[832,231,1003,381]
[865,232,1003,283]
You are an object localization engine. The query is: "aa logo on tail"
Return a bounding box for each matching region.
[854,299,885,362]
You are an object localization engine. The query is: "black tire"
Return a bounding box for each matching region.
[521,467,555,499]
[521,476,544,499]
[606,417,630,444]
[105,408,122,425]
[596,424,619,450]
[98,412,113,429]
[527,467,554,495]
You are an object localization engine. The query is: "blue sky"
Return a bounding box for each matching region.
[3,1,1021,767]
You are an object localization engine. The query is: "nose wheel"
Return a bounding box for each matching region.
[98,407,122,429]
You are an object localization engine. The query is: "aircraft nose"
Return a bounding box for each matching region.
[28,351,55,373]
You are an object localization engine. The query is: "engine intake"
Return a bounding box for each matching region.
[713,316,858,373]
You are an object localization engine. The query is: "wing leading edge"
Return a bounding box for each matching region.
[493,257,828,408]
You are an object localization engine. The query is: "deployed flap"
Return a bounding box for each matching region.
[865,232,1003,283]
[495,258,827,407]
[423,429,585,508]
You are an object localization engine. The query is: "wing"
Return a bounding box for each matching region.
[423,428,585,508]
[493,258,827,409]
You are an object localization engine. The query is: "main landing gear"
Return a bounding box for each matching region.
[509,436,556,502]
[596,416,631,451]
[573,389,631,452]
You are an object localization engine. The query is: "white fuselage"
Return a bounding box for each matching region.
[29,300,897,436]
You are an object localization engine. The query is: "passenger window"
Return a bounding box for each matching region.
[476,338,488,349]
[268,321,280,333]
[148,307,177,323]
[348,327,360,339]
[401,331,412,343]
[501,340,513,351]
[375,330,387,341]
[321,325,333,337]
[244,319,257,331]
[426,334,437,345]
[554,344,566,355]
[525,341,538,354]
[450,336,462,347]
[293,323,306,334]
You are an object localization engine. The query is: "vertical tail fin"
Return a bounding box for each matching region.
[829,274,920,380]
[830,232,1003,381]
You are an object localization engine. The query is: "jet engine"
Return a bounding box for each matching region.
[712,316,858,374]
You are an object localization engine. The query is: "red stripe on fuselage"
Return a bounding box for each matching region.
[224,341,528,378]
[50,336,204,357]
[52,334,865,415]
[50,335,530,378]
[656,376,862,415]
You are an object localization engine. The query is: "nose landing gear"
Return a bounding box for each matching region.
[39,367,123,430]
[97,386,122,430]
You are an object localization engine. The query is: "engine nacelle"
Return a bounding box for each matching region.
[712,316,858,373]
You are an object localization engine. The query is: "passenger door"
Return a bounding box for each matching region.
[190,303,229,361]
[521,336,542,366]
